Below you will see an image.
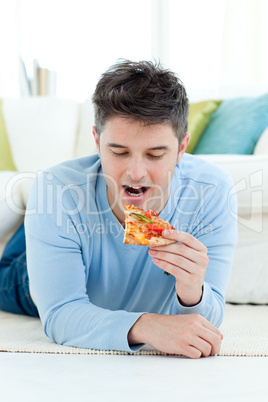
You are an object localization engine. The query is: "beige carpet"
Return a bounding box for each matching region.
[0,304,267,356]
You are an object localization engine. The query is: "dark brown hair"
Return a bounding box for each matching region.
[92,60,189,142]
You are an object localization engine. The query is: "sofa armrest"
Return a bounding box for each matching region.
[198,154,268,304]
[197,154,268,215]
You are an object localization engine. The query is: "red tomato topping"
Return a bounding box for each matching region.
[145,209,158,220]
[146,224,165,233]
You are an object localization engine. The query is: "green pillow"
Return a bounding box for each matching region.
[0,100,16,171]
[186,100,222,154]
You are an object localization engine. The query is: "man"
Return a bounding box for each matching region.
[0,60,237,358]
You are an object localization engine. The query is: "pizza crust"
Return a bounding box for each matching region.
[123,233,176,247]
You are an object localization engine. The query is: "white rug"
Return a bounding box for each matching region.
[0,304,267,356]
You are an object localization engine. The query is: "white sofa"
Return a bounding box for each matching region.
[0,96,268,307]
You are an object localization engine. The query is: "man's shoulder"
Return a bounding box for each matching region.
[178,153,231,187]
[42,154,101,186]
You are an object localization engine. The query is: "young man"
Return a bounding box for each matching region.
[0,60,237,358]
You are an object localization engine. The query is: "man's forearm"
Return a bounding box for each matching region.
[128,313,154,345]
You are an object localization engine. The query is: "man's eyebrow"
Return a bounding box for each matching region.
[147,146,170,151]
[107,143,128,148]
[107,143,170,151]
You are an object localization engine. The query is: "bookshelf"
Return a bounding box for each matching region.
[19,57,57,97]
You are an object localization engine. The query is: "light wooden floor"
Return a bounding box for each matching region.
[0,353,267,401]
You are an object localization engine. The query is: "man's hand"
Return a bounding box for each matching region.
[128,313,223,358]
[148,229,209,306]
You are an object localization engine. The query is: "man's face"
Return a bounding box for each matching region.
[93,116,189,224]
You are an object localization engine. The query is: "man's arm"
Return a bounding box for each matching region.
[128,313,223,358]
[149,175,237,328]
[25,171,145,353]
[149,230,208,306]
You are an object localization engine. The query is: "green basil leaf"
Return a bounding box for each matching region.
[129,213,153,224]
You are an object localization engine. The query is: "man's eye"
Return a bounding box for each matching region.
[112,151,128,157]
[147,154,165,160]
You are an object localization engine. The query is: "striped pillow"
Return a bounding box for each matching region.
[193,93,268,154]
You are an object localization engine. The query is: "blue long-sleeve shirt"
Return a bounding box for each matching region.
[25,153,237,352]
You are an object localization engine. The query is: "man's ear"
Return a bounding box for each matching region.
[92,126,100,156]
[177,132,190,163]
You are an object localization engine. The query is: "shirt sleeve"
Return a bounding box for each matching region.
[168,175,237,327]
[25,172,144,352]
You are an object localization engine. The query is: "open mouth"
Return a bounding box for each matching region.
[123,185,149,197]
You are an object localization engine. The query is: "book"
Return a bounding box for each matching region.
[18,57,31,96]
[31,59,39,96]
[39,67,48,96]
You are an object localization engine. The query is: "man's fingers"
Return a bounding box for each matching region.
[199,330,222,356]
[161,229,207,253]
[201,316,223,339]
[150,243,198,263]
[200,320,223,355]
[149,248,195,273]
[185,345,202,359]
[180,318,222,358]
[193,337,212,357]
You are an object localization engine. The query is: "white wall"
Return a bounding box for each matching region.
[0,0,267,101]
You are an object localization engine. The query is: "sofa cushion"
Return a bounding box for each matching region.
[0,100,16,171]
[193,93,268,154]
[254,127,268,155]
[2,98,80,172]
[186,100,222,154]
[74,97,97,158]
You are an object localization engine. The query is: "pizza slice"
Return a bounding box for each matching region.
[123,205,176,247]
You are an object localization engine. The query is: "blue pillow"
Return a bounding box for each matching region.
[193,93,268,154]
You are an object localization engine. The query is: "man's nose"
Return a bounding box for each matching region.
[126,156,147,182]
